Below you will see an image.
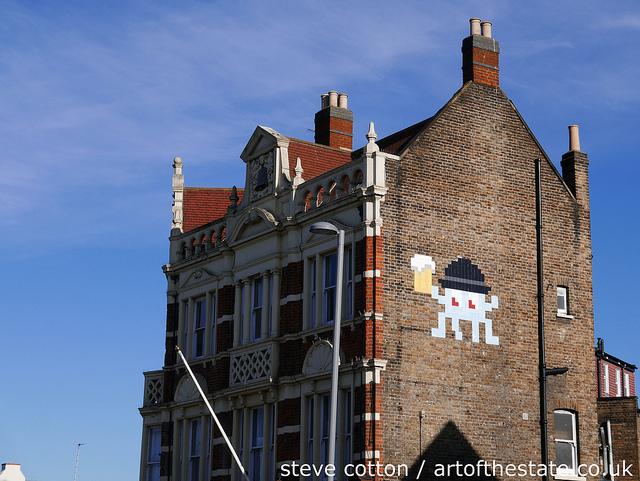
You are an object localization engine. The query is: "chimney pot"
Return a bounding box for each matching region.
[470,18,481,36]
[338,93,348,109]
[328,91,338,107]
[462,19,500,87]
[481,21,492,38]
[569,125,580,151]
[314,91,353,150]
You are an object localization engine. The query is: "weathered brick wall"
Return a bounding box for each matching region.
[379,81,598,478]
[597,397,639,481]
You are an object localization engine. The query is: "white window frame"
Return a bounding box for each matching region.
[307,396,314,478]
[182,301,190,354]
[323,254,337,325]
[345,246,353,321]
[604,364,610,396]
[269,404,276,481]
[249,407,264,481]
[309,258,317,328]
[615,369,622,397]
[251,278,263,342]
[305,390,352,479]
[188,419,201,481]
[210,293,217,356]
[319,394,330,479]
[269,275,274,338]
[624,371,630,396]
[193,298,206,359]
[344,390,351,467]
[557,286,568,316]
[554,410,578,477]
[146,426,161,481]
[236,410,244,481]
[232,404,275,481]
[307,247,355,330]
[239,283,246,345]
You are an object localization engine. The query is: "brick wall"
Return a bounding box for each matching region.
[379,81,598,477]
[597,397,640,481]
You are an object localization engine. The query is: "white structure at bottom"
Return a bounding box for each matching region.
[0,464,26,481]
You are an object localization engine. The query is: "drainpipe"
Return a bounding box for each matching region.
[535,158,549,481]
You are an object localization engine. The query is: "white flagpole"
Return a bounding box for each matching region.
[176,346,250,481]
[73,443,84,481]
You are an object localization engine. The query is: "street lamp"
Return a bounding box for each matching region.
[309,221,345,481]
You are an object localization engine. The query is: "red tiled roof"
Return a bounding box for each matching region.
[287,138,352,181]
[182,187,244,233]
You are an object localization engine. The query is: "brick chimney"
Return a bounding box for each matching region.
[462,18,500,87]
[314,91,353,150]
[561,125,590,206]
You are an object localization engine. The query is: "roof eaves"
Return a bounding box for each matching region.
[507,99,576,201]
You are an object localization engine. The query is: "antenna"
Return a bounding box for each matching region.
[73,443,84,481]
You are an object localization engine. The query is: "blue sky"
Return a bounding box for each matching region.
[2,1,639,480]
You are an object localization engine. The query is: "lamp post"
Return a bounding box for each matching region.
[309,221,344,481]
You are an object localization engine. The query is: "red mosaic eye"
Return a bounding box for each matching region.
[469,300,476,309]
[452,298,459,306]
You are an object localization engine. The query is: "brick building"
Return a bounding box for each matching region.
[596,338,637,399]
[139,18,614,481]
[595,339,640,481]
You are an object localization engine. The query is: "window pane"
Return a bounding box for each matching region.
[252,408,264,446]
[195,299,205,329]
[148,427,161,463]
[210,295,216,356]
[345,247,353,320]
[310,259,316,326]
[554,412,574,440]
[556,441,574,470]
[250,408,264,481]
[323,254,337,324]
[557,286,567,313]
[191,420,201,455]
[251,279,263,341]
[325,254,337,287]
[189,419,201,481]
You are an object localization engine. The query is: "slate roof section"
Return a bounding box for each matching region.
[182,187,244,233]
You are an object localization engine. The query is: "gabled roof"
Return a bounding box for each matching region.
[287,138,352,181]
[182,187,244,233]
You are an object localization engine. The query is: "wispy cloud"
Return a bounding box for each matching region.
[2,0,640,256]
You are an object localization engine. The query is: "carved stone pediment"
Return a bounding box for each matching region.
[302,340,345,375]
[175,373,207,403]
[240,126,291,199]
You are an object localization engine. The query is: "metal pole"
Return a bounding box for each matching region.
[176,347,250,481]
[327,229,345,481]
[535,158,549,480]
[73,443,83,481]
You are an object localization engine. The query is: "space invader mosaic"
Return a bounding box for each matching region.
[411,255,499,345]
